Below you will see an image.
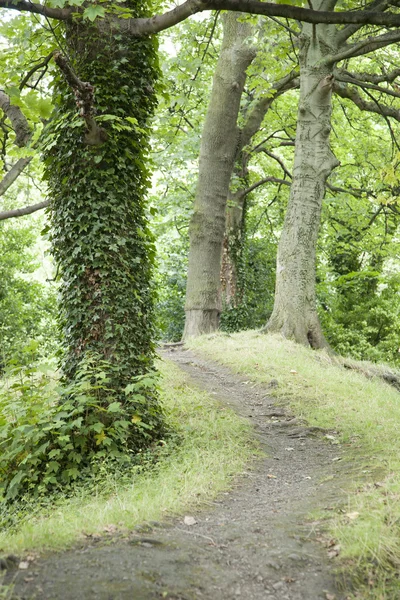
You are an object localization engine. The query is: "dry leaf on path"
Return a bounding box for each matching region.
[345,512,360,520]
[184,516,197,526]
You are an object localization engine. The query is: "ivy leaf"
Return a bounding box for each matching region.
[83,5,105,21]
[95,431,106,445]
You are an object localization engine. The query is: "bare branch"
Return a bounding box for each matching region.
[0,91,31,147]
[242,176,290,197]
[0,199,49,221]
[336,0,399,44]
[339,67,400,85]
[242,175,371,199]
[334,81,400,122]
[336,72,400,99]
[257,148,293,179]
[0,157,32,197]
[240,70,299,150]
[125,0,400,37]
[20,52,55,91]
[0,0,72,20]
[330,29,400,64]
[4,0,400,36]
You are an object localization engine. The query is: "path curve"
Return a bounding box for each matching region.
[8,347,346,600]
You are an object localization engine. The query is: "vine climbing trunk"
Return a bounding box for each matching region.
[264,12,339,348]
[45,14,164,446]
[182,13,255,339]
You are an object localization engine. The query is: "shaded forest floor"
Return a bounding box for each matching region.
[4,345,351,600]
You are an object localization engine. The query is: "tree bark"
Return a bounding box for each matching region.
[182,13,255,339]
[264,17,339,348]
[221,189,246,309]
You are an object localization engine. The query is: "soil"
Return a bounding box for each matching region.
[4,346,352,600]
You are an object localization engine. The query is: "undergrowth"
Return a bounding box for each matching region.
[0,358,254,554]
[188,330,400,599]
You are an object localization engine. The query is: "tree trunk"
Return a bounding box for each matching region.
[221,190,246,309]
[45,19,164,446]
[182,13,255,339]
[265,19,339,348]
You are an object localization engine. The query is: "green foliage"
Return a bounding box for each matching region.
[40,17,164,422]
[0,351,164,501]
[0,221,57,369]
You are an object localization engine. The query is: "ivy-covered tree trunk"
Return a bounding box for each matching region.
[45,17,164,445]
[264,16,339,348]
[182,13,255,339]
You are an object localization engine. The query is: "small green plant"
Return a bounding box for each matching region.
[0,350,164,501]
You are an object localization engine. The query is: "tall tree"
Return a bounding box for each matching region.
[183,12,256,338]
[264,0,400,347]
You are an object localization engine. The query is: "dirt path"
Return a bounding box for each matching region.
[7,347,348,600]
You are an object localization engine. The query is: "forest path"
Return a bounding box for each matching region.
[9,346,349,600]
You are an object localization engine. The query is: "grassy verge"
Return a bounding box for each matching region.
[188,330,400,599]
[0,358,254,555]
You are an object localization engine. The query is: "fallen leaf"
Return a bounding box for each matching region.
[267,474,277,479]
[290,370,298,374]
[285,447,294,451]
[345,512,360,520]
[18,562,29,570]
[184,516,197,526]
[103,524,118,533]
[327,544,341,558]
[326,594,336,600]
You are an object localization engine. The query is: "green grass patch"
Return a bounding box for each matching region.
[0,358,254,555]
[188,330,400,599]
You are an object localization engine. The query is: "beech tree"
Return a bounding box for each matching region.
[265,0,400,347]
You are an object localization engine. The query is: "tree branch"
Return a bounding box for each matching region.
[0,199,49,221]
[20,52,55,91]
[5,0,400,35]
[0,0,72,20]
[330,29,400,64]
[240,70,299,150]
[339,67,400,85]
[0,157,32,197]
[126,0,400,37]
[334,81,400,122]
[336,0,399,44]
[336,70,400,99]
[257,148,293,179]
[0,90,31,147]
[242,176,290,197]
[53,51,107,145]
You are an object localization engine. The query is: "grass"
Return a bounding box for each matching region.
[188,330,400,599]
[0,358,255,555]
